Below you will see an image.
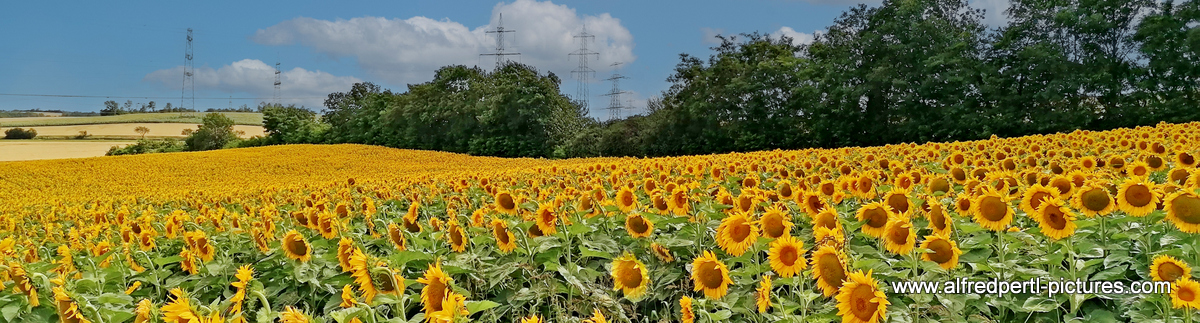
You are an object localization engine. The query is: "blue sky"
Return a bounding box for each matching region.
[0,0,1008,120]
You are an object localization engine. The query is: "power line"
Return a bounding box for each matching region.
[0,93,324,100]
[182,28,195,113]
[480,13,521,69]
[602,62,629,122]
[569,24,598,116]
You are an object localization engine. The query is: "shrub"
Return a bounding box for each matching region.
[184,113,241,151]
[105,139,185,156]
[3,128,37,139]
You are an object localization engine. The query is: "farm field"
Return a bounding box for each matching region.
[0,140,136,161]
[0,112,263,127]
[0,123,1198,322]
[0,123,266,140]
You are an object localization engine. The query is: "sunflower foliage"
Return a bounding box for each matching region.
[1,122,1200,322]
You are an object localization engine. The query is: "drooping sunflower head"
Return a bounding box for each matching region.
[1165,191,1200,233]
[759,204,792,239]
[920,233,962,270]
[337,237,355,273]
[491,219,516,253]
[650,243,674,263]
[756,274,772,313]
[1151,255,1192,282]
[856,202,891,238]
[281,230,311,262]
[611,252,649,300]
[418,262,453,317]
[716,212,759,256]
[811,246,847,297]
[535,204,558,235]
[690,251,731,300]
[835,270,890,323]
[625,213,654,238]
[446,221,468,253]
[387,223,406,251]
[768,235,807,278]
[680,296,695,323]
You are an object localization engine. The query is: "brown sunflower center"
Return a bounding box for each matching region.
[930,209,947,231]
[807,196,826,213]
[628,216,650,234]
[951,168,967,182]
[374,271,397,293]
[816,212,837,230]
[493,225,510,244]
[1044,207,1068,230]
[1173,195,1200,224]
[1081,189,1111,212]
[956,198,971,212]
[619,192,635,208]
[729,221,752,242]
[654,197,669,211]
[1030,192,1050,211]
[286,238,308,256]
[779,245,798,266]
[817,254,846,289]
[762,215,786,238]
[930,178,950,194]
[887,194,909,214]
[864,208,888,229]
[1125,185,1152,207]
[617,262,644,288]
[821,183,835,196]
[887,224,910,245]
[927,239,953,263]
[779,184,793,198]
[390,227,404,246]
[1051,180,1072,195]
[979,196,1008,222]
[1181,286,1197,302]
[426,281,445,311]
[850,285,879,321]
[697,262,724,289]
[1160,263,1186,281]
[450,228,464,246]
[497,194,516,210]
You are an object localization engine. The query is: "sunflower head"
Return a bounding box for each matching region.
[615,187,638,213]
[1117,179,1159,217]
[970,188,1014,231]
[768,235,807,278]
[883,218,916,255]
[1151,255,1192,282]
[856,202,891,238]
[1172,278,1200,310]
[535,204,558,235]
[835,270,890,323]
[281,230,311,262]
[756,274,772,313]
[1165,191,1200,233]
[759,204,792,239]
[716,212,759,256]
[491,219,517,253]
[920,233,962,270]
[625,214,654,238]
[690,251,731,299]
[1035,197,1077,240]
[495,191,517,214]
[418,262,454,317]
[1073,182,1116,217]
[811,246,848,297]
[611,252,649,300]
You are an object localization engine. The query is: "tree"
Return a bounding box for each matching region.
[102,101,121,116]
[134,126,150,139]
[263,104,324,144]
[184,113,242,151]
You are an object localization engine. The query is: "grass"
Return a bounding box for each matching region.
[0,112,262,127]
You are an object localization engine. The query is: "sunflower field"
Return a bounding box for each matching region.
[1,122,1200,323]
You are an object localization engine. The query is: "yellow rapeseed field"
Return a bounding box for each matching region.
[1,122,1199,322]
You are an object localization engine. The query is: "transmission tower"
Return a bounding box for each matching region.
[273,62,282,106]
[180,28,194,115]
[480,13,520,69]
[569,25,599,115]
[602,62,629,122]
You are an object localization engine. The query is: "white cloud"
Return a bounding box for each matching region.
[772,26,819,45]
[250,0,636,87]
[144,59,362,108]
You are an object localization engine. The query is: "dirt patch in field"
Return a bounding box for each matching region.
[0,141,135,161]
[1,123,265,139]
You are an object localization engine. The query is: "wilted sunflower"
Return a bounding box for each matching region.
[811,245,847,297]
[856,202,891,238]
[1072,183,1116,217]
[920,233,962,270]
[971,188,1014,231]
[883,218,916,255]
[418,262,454,319]
[491,219,517,253]
[768,235,806,278]
[625,213,654,238]
[1151,255,1192,282]
[1035,197,1077,240]
[1171,278,1200,310]
[611,252,649,300]
[615,186,638,213]
[446,220,468,253]
[535,204,558,235]
[690,251,732,299]
[281,230,311,262]
[1117,179,1159,217]
[759,204,793,239]
[835,270,889,323]
[716,212,759,256]
[680,296,695,323]
[756,275,772,313]
[1164,191,1200,233]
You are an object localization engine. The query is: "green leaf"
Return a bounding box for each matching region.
[1021,296,1059,312]
[1,303,20,322]
[466,300,501,314]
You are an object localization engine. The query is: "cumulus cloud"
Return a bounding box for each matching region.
[144,59,361,108]
[250,0,636,87]
[772,26,819,45]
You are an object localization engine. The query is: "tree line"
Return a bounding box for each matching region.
[263,0,1200,158]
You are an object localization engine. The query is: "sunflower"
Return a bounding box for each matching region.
[611,252,649,300]
[1165,191,1200,233]
[1035,197,1077,240]
[716,212,759,256]
[179,249,198,275]
[924,199,952,236]
[883,218,916,255]
[883,187,911,214]
[491,219,517,253]
[651,242,674,262]
[349,248,399,304]
[920,233,962,270]
[9,264,38,307]
[756,275,772,313]
[387,223,406,251]
[134,299,151,323]
[680,296,695,323]
[161,288,197,323]
[428,291,469,323]
[337,237,355,273]
[1019,184,1059,216]
[280,306,310,323]
[418,262,454,319]
[582,308,608,323]
[856,202,891,238]
[953,192,972,215]
[615,187,638,213]
[625,213,654,238]
[690,251,732,299]
[811,245,848,297]
[777,180,797,200]
[812,208,840,232]
[927,176,953,195]
[446,221,468,253]
[759,205,793,239]
[229,265,254,314]
[814,226,845,248]
[340,284,357,308]
[768,235,807,278]
[281,230,311,262]
[494,191,518,214]
[1171,278,1200,310]
[535,204,558,235]
[1151,255,1192,282]
[520,315,543,323]
[1072,183,1116,217]
[835,270,889,323]
[1117,179,1159,217]
[971,188,1014,231]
